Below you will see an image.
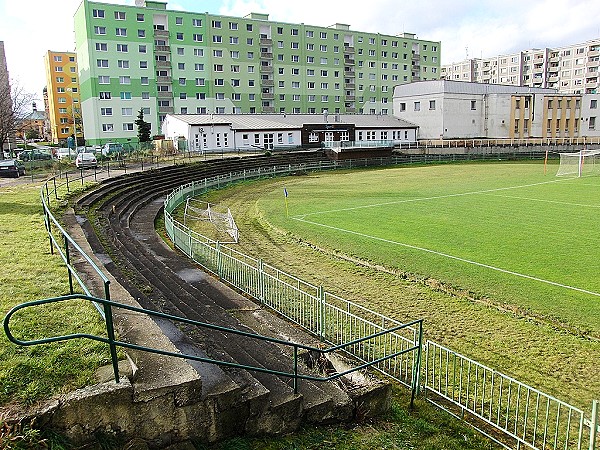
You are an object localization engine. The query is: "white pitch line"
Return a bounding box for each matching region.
[482,193,600,209]
[292,217,600,298]
[294,177,574,220]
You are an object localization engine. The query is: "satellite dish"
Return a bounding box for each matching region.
[135,0,145,6]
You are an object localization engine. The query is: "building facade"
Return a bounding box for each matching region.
[43,51,82,144]
[393,80,600,140]
[162,113,418,152]
[74,0,440,145]
[441,39,600,95]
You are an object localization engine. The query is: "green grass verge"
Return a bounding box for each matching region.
[0,182,111,406]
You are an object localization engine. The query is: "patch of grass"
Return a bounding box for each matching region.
[0,183,111,405]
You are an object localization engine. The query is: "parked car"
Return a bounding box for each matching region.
[75,152,97,169]
[101,142,123,156]
[0,159,25,177]
[18,149,52,161]
[56,147,75,160]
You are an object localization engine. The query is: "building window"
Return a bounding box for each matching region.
[471,100,477,110]
[114,11,126,20]
[121,108,133,116]
[414,101,420,111]
[123,123,134,131]
[100,107,112,116]
[429,100,435,110]
[102,124,114,132]
[193,34,203,42]
[193,18,202,27]
[117,60,129,69]
[98,75,110,84]
[93,9,105,18]
[116,43,128,52]
[99,92,111,99]
[120,92,132,99]
[175,17,183,25]
[590,117,596,130]
[94,26,106,35]
[139,44,147,53]
[115,28,127,37]
[591,100,597,109]
[137,13,144,21]
[95,42,107,51]
[97,59,109,68]
[119,76,131,84]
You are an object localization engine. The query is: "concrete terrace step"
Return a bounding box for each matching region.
[60,152,390,445]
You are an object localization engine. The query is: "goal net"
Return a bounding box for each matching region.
[183,198,239,243]
[556,149,600,177]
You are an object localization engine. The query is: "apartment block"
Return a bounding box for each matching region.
[44,51,82,144]
[74,0,441,145]
[393,80,600,140]
[441,39,600,95]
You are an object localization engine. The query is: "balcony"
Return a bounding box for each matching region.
[260,65,274,73]
[158,106,174,114]
[344,82,355,89]
[344,68,355,76]
[343,45,355,54]
[589,50,600,57]
[154,45,170,53]
[262,106,275,113]
[154,29,169,38]
[260,38,272,45]
[411,51,420,60]
[260,52,273,59]
[157,91,173,98]
[261,92,274,100]
[412,76,421,82]
[156,76,172,83]
[549,56,560,63]
[261,79,274,86]
[345,107,356,113]
[156,60,171,68]
[344,57,355,65]
[548,76,559,83]
[345,95,355,101]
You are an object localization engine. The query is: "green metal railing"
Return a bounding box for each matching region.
[3,294,423,399]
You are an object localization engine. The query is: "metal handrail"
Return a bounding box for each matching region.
[4,294,423,398]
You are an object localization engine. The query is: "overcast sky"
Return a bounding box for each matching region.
[1,0,600,104]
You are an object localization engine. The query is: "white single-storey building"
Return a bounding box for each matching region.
[161,114,418,152]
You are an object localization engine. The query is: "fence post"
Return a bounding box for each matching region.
[258,259,265,304]
[410,320,424,408]
[103,282,120,384]
[318,285,325,341]
[65,235,74,294]
[591,400,599,450]
[216,241,222,279]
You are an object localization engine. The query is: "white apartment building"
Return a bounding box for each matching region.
[393,80,600,140]
[442,39,600,95]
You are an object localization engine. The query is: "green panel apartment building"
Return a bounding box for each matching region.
[75,0,441,145]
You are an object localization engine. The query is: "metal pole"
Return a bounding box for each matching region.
[410,320,424,409]
[65,235,73,294]
[318,285,325,341]
[293,345,299,394]
[591,400,598,450]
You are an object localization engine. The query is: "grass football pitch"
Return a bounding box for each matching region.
[259,161,600,339]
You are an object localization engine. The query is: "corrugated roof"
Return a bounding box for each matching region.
[167,113,417,130]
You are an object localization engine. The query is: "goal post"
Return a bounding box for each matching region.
[556,149,600,177]
[183,198,239,243]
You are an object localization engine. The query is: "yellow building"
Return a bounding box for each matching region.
[44,51,81,144]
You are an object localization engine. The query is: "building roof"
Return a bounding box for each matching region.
[168,114,417,130]
[394,80,557,97]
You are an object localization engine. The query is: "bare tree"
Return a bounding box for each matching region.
[0,80,35,157]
